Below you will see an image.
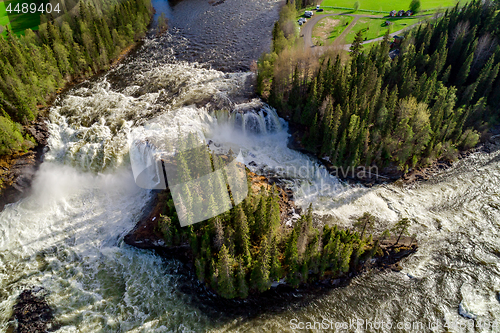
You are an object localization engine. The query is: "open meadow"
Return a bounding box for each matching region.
[0,1,11,36]
[321,0,463,11]
[344,16,425,43]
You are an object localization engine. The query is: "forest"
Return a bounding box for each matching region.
[155,176,390,299]
[258,0,500,172]
[152,141,410,299]
[0,0,152,156]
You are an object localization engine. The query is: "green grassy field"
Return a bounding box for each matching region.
[344,16,424,43]
[321,0,463,12]
[328,15,353,41]
[0,0,41,36]
[0,1,11,36]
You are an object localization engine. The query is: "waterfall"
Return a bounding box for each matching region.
[2,32,500,333]
[213,100,284,136]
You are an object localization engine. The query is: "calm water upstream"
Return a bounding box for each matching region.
[1,0,499,332]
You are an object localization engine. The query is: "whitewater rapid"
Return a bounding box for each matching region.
[0,35,499,332]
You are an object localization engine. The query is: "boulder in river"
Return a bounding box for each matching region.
[11,288,54,333]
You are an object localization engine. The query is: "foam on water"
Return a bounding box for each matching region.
[1,34,500,332]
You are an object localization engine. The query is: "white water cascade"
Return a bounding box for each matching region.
[0,42,499,333]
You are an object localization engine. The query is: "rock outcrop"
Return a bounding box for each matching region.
[10,288,54,333]
[0,118,49,210]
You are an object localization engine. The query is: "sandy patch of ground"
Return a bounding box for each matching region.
[312,17,340,45]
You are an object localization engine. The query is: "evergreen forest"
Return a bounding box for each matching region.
[0,0,152,155]
[155,169,390,299]
[258,1,500,172]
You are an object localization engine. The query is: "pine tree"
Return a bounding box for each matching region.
[251,235,271,292]
[236,257,249,298]
[353,212,377,239]
[392,218,412,244]
[234,205,252,266]
[216,244,236,299]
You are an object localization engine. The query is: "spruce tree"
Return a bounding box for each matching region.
[254,193,268,240]
[216,245,236,299]
[234,205,252,266]
[265,186,281,240]
[236,257,249,298]
[250,235,271,292]
[269,237,283,281]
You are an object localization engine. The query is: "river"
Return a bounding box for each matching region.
[1,0,499,332]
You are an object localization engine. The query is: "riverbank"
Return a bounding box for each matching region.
[124,170,300,261]
[0,118,48,211]
[0,35,151,210]
[124,169,418,303]
[286,120,498,187]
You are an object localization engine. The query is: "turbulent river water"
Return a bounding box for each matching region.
[1,0,500,332]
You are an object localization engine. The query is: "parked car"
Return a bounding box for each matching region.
[304,10,313,17]
[316,5,320,10]
[317,8,324,12]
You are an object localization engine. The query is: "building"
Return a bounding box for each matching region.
[389,10,397,17]
[405,10,413,16]
[389,49,401,59]
[398,10,405,16]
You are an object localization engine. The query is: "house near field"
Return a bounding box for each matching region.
[389,35,403,47]
[397,10,405,16]
[389,10,397,17]
[393,35,403,44]
[405,10,413,16]
[389,49,401,59]
[385,21,392,26]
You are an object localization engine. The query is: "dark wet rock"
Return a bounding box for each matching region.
[25,120,50,147]
[0,118,48,210]
[11,288,54,333]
